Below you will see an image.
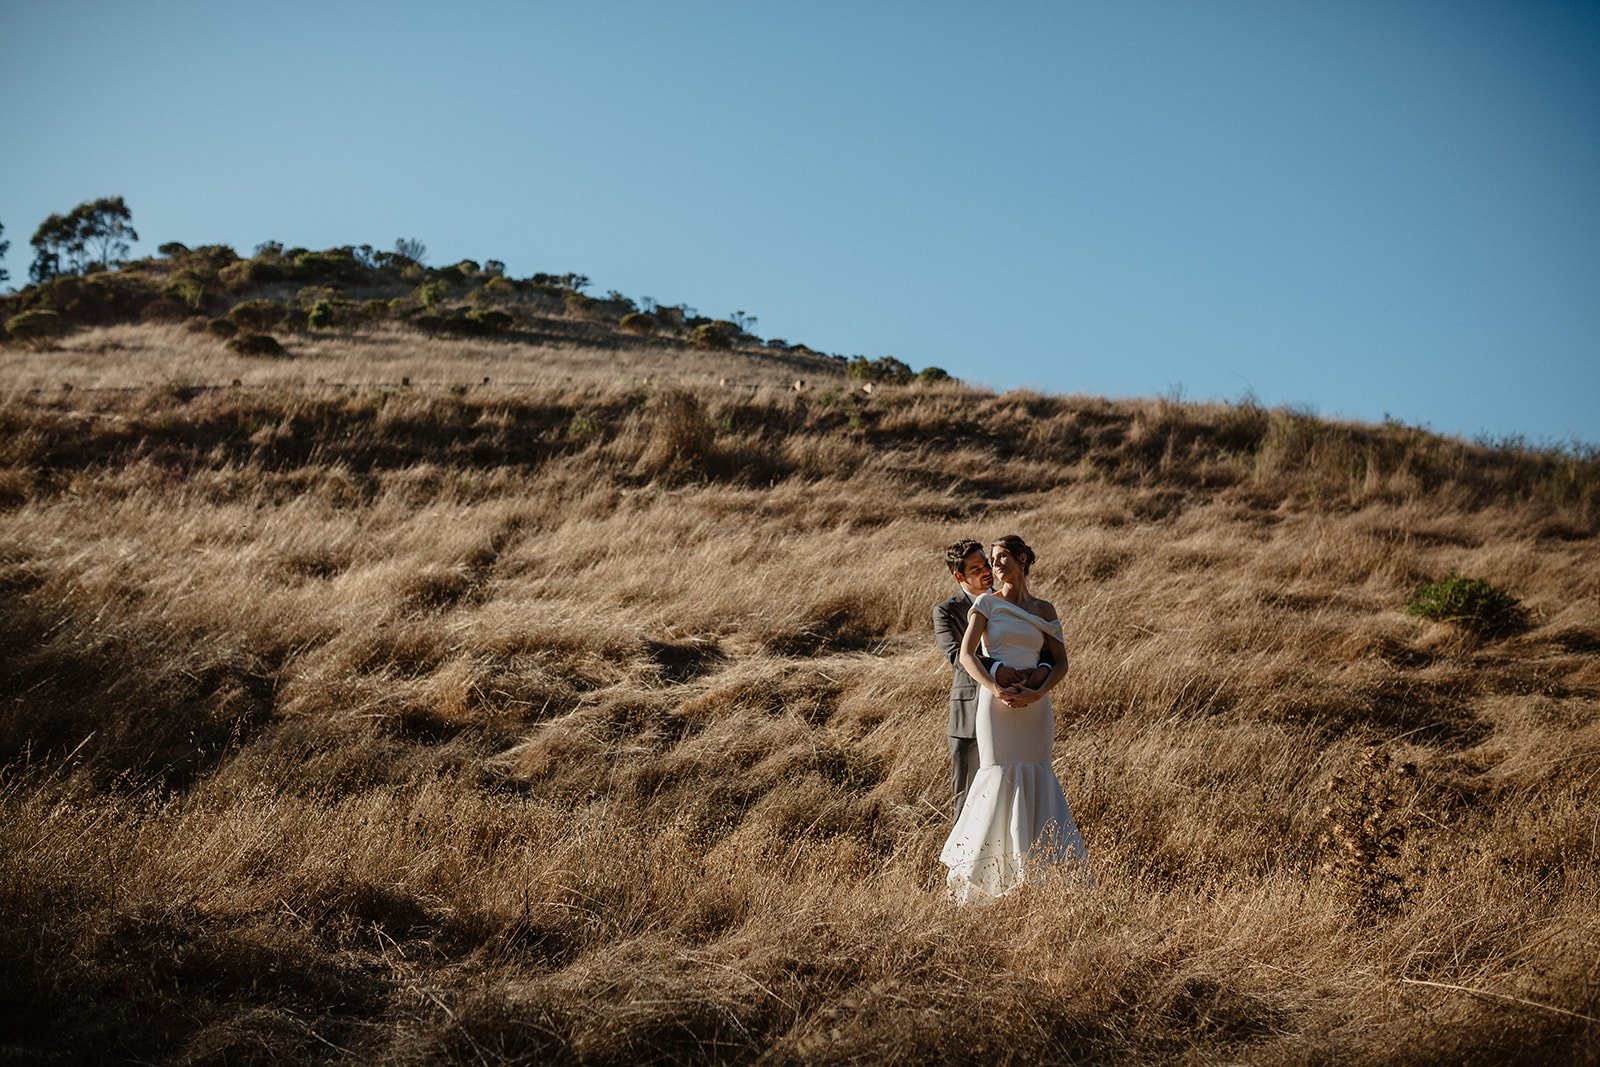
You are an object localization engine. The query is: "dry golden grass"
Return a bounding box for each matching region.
[1,326,1597,1064]
[0,322,841,394]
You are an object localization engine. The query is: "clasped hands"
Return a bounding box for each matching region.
[991,664,1049,708]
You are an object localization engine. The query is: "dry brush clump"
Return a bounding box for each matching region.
[1318,746,1421,916]
[1,328,1598,1063]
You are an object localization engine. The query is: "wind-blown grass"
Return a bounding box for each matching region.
[1,327,1597,1064]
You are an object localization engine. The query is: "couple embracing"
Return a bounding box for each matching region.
[933,534,1090,903]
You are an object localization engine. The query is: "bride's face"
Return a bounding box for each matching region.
[990,545,1024,583]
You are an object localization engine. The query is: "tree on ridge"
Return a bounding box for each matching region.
[394,237,427,265]
[28,197,138,283]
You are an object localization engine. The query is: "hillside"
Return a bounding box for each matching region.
[0,239,940,391]
[1,322,1598,1065]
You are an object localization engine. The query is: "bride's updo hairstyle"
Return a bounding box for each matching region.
[990,534,1036,574]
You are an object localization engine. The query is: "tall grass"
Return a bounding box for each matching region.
[1,328,1597,1063]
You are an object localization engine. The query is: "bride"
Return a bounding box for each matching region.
[940,534,1090,903]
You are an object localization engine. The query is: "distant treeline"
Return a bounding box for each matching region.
[0,197,950,385]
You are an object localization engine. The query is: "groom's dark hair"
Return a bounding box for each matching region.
[944,538,984,575]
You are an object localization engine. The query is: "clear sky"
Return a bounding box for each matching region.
[4,1,1597,445]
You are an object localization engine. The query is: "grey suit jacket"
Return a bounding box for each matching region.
[934,592,986,739]
[934,591,1056,739]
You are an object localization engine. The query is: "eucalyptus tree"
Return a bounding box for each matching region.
[28,197,138,283]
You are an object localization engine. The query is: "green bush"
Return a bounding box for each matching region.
[23,273,152,325]
[226,332,286,358]
[690,321,737,349]
[466,276,516,309]
[847,355,914,385]
[219,258,285,292]
[917,366,953,384]
[291,249,363,283]
[181,245,241,272]
[1405,574,1525,635]
[4,309,68,347]
[205,317,237,339]
[307,300,335,329]
[619,312,658,335]
[417,280,447,312]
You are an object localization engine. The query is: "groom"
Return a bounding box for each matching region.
[934,539,1050,819]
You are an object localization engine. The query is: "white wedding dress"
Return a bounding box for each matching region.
[940,593,1090,903]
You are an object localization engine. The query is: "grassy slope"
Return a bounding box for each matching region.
[1,325,1598,1065]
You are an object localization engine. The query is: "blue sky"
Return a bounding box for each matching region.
[3,1,1597,444]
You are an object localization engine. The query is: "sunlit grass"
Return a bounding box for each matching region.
[1,327,1597,1063]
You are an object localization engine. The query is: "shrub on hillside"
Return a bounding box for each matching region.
[15,272,153,326]
[205,317,237,339]
[227,332,286,358]
[291,249,364,284]
[218,258,285,292]
[160,246,239,311]
[176,244,240,271]
[917,366,953,383]
[229,300,289,333]
[417,281,447,313]
[307,300,335,329]
[641,388,715,473]
[411,308,513,337]
[1405,574,1525,635]
[4,309,68,348]
[690,321,738,349]
[847,355,914,385]
[469,308,513,331]
[466,276,517,308]
[619,312,657,335]
[1318,746,1418,917]
[294,286,337,310]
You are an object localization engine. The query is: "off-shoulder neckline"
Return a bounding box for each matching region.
[972,591,1059,627]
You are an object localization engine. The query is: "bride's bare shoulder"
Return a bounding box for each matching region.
[1028,596,1059,621]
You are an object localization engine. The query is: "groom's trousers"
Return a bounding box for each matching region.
[949,734,980,819]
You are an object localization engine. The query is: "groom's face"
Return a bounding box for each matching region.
[955,549,993,594]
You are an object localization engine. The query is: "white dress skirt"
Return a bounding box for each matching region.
[939,593,1091,903]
